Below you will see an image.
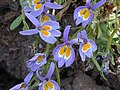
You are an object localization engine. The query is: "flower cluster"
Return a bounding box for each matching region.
[10,0,106,90]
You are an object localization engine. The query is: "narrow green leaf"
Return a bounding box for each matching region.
[10,15,23,30]
[97,23,102,39]
[55,63,61,86]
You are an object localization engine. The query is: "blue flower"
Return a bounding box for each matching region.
[77,30,97,61]
[53,25,83,67]
[24,0,63,17]
[74,0,106,27]
[10,71,34,90]
[19,13,61,44]
[36,62,60,90]
[26,53,47,71]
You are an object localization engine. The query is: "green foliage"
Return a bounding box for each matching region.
[10,15,23,30]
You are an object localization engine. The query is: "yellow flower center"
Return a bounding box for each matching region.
[33,0,44,10]
[40,25,51,36]
[59,45,71,59]
[79,8,90,20]
[43,81,54,90]
[40,15,50,23]
[37,55,43,63]
[82,42,91,52]
[34,3,43,10]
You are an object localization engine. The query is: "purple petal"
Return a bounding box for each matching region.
[36,68,45,81]
[50,80,60,90]
[30,8,43,17]
[58,58,65,68]
[84,49,93,58]
[81,30,88,40]
[24,6,31,12]
[38,81,45,90]
[19,29,39,35]
[63,25,71,43]
[91,0,106,10]
[45,2,63,9]
[47,14,56,21]
[65,46,75,67]
[75,17,83,25]
[39,32,56,44]
[27,53,47,71]
[79,44,86,62]
[45,62,55,79]
[89,40,97,52]
[42,21,60,30]
[82,11,93,27]
[50,30,61,37]
[10,83,23,90]
[74,6,86,20]
[70,38,83,45]
[39,13,56,24]
[25,13,40,27]
[86,0,91,6]
[53,44,64,61]
[24,71,34,84]
[77,32,81,38]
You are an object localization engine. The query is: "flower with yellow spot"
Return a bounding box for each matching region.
[77,30,97,61]
[26,53,47,71]
[10,71,34,90]
[19,13,61,44]
[24,0,63,17]
[53,25,82,67]
[74,0,106,27]
[39,13,56,24]
[36,62,60,90]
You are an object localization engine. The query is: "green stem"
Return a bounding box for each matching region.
[45,43,50,57]
[55,64,61,86]
[20,0,25,20]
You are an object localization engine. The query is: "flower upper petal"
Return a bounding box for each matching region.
[45,62,55,79]
[91,0,106,10]
[63,25,71,43]
[86,0,91,6]
[45,2,63,9]
[80,30,88,40]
